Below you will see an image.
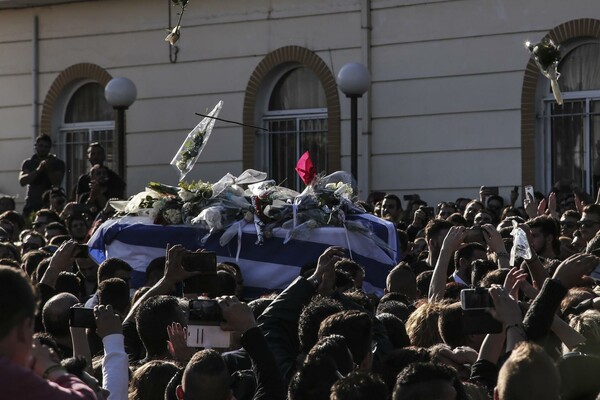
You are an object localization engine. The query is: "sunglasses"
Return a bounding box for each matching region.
[561,221,578,228]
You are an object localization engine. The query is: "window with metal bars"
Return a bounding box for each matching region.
[54,82,115,197]
[258,67,327,190]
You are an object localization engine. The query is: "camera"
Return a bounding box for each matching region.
[69,306,96,329]
[465,226,485,244]
[460,288,494,310]
[187,299,230,348]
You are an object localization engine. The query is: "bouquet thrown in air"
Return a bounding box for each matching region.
[526,38,563,104]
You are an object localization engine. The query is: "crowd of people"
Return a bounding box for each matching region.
[2,134,600,399]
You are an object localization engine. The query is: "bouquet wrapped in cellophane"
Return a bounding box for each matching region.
[526,38,563,104]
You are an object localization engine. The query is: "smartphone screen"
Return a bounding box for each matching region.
[69,306,96,328]
[183,252,219,296]
[460,289,494,310]
[524,185,535,202]
[189,299,223,323]
[461,310,502,334]
[74,244,89,258]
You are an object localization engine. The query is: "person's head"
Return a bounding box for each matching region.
[76,257,99,285]
[87,142,106,166]
[405,301,444,347]
[298,295,344,355]
[479,268,510,288]
[579,204,600,243]
[567,309,600,356]
[526,215,560,257]
[560,210,581,238]
[35,133,52,157]
[381,194,403,223]
[0,266,38,366]
[97,258,132,286]
[378,347,431,393]
[289,347,342,400]
[130,360,179,400]
[425,220,453,254]
[330,371,388,400]
[33,209,61,234]
[437,202,457,220]
[0,210,25,239]
[335,258,366,288]
[495,342,559,400]
[42,292,79,341]
[42,188,67,213]
[415,270,433,300]
[66,214,89,243]
[61,356,110,400]
[55,271,83,300]
[376,300,411,322]
[318,310,373,369]
[453,243,487,284]
[487,195,504,217]
[21,230,46,255]
[386,263,418,300]
[463,200,484,225]
[0,196,16,214]
[145,256,166,287]
[377,313,410,349]
[393,361,467,400]
[178,349,232,400]
[470,259,498,287]
[44,221,68,243]
[20,248,50,278]
[90,164,109,184]
[216,269,237,297]
[0,242,20,262]
[307,334,355,376]
[136,295,186,358]
[438,302,484,350]
[473,210,494,226]
[98,277,130,317]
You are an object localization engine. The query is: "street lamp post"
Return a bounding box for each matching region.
[105,77,137,180]
[336,63,370,182]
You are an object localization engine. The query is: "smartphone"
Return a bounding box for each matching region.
[186,325,231,348]
[73,244,89,258]
[482,186,499,196]
[187,299,230,348]
[422,207,435,219]
[465,226,485,244]
[182,252,217,273]
[460,288,494,310]
[461,310,502,334]
[524,185,535,202]
[69,306,96,328]
[182,252,219,296]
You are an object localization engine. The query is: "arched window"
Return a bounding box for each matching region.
[540,40,600,195]
[257,66,328,190]
[56,82,115,193]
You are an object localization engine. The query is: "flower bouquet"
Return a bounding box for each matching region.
[526,38,563,104]
[170,101,223,181]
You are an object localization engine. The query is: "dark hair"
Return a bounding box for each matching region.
[98,277,130,316]
[377,313,410,349]
[425,219,453,242]
[415,270,433,300]
[0,242,20,262]
[335,258,365,282]
[21,249,51,278]
[307,334,354,376]
[289,347,343,400]
[318,310,372,365]
[376,347,430,393]
[447,213,467,226]
[36,133,52,145]
[480,268,510,288]
[343,290,375,314]
[438,302,468,348]
[98,258,132,284]
[45,222,69,236]
[145,257,165,286]
[376,300,411,322]
[35,209,61,223]
[136,295,185,358]
[32,257,52,284]
[383,194,403,211]
[527,215,561,255]
[61,356,88,377]
[471,259,498,287]
[216,270,236,297]
[330,371,388,400]
[298,295,344,354]
[0,267,38,339]
[130,360,179,400]
[55,271,82,300]
[454,242,487,272]
[393,362,467,400]
[182,349,230,400]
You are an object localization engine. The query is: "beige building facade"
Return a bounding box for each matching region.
[1,0,599,210]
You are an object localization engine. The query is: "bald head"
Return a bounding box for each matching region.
[42,292,79,338]
[386,264,417,300]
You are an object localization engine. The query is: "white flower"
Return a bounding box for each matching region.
[178,188,194,202]
[164,209,182,225]
[165,26,180,45]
